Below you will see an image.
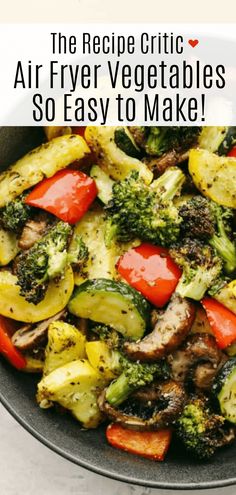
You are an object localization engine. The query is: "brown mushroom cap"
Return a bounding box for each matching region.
[168,333,226,390]
[124,294,196,362]
[98,380,186,431]
[12,310,66,351]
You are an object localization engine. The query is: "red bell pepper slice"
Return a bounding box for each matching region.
[117,243,181,307]
[0,316,26,369]
[25,169,97,224]
[202,297,236,349]
[106,423,172,461]
[227,146,236,157]
[72,126,86,138]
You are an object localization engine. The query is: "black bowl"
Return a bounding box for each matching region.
[0,127,236,490]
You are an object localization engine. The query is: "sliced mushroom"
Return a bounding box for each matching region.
[18,213,49,250]
[12,310,66,351]
[124,294,196,362]
[212,427,236,448]
[144,150,189,176]
[98,380,186,431]
[168,333,226,390]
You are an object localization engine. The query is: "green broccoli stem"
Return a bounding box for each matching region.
[151,167,185,201]
[208,204,236,275]
[209,234,236,275]
[105,372,134,406]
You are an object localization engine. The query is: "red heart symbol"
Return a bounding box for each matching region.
[188,39,199,48]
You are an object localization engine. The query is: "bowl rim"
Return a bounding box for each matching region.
[1,391,236,490]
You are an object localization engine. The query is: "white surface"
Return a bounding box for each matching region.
[0,403,235,495]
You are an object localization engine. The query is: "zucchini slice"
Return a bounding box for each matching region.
[68,278,150,340]
[90,165,114,204]
[85,126,153,184]
[114,128,142,159]
[0,227,19,266]
[218,127,236,155]
[213,357,236,424]
[189,149,236,207]
[199,127,236,155]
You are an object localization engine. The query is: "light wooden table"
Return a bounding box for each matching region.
[0,404,235,495]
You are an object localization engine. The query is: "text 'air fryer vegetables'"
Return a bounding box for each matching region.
[0,125,236,462]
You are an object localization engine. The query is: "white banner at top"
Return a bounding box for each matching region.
[1,23,236,126]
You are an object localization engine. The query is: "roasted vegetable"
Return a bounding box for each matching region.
[43,321,86,376]
[73,207,118,285]
[67,234,89,272]
[0,228,19,266]
[179,196,215,240]
[124,293,195,361]
[176,396,228,460]
[37,359,105,428]
[117,243,181,307]
[0,135,90,208]
[23,355,45,373]
[114,127,142,159]
[145,126,201,156]
[69,278,150,341]
[100,379,185,431]
[86,341,121,381]
[85,126,153,184]
[0,315,26,369]
[0,193,32,233]
[106,423,172,461]
[190,307,213,335]
[213,280,236,315]
[199,126,236,155]
[105,168,184,246]
[90,165,114,204]
[91,324,121,350]
[44,126,71,141]
[179,196,236,274]
[213,357,236,424]
[0,267,74,323]
[202,297,236,349]
[25,169,97,225]
[15,221,72,304]
[209,202,236,275]
[188,149,236,208]
[105,355,168,406]
[170,238,222,300]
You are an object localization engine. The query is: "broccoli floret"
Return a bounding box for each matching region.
[105,355,169,407]
[179,196,236,275]
[67,234,89,272]
[145,127,201,156]
[105,168,185,246]
[209,203,236,275]
[91,324,122,350]
[176,396,225,460]
[15,221,72,304]
[170,238,222,300]
[0,194,32,233]
[179,196,215,240]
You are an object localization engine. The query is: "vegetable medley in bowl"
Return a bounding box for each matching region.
[0,125,236,462]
